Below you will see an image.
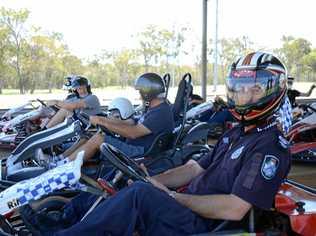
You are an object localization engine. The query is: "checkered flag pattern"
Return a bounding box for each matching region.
[0,152,84,215]
[276,96,292,134]
[18,172,76,205]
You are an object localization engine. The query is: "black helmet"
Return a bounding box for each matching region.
[71,76,92,94]
[134,73,165,102]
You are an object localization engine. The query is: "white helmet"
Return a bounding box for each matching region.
[108,97,135,120]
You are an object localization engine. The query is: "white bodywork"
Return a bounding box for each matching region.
[186,101,213,120]
[1,103,32,120]
[0,106,55,132]
[0,152,84,215]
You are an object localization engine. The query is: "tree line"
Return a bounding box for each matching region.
[0,7,316,94]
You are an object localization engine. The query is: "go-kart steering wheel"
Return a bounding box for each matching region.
[75,112,116,136]
[100,143,149,182]
[36,98,48,107]
[37,98,59,112]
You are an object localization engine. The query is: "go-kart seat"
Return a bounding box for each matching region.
[137,122,211,175]
[138,132,175,158]
[172,76,192,125]
[180,122,210,145]
[97,132,175,178]
[190,208,255,236]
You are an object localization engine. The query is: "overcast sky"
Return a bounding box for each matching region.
[1,0,316,62]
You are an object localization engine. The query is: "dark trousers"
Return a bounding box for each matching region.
[52,182,211,236]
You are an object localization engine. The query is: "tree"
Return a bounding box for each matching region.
[302,49,316,81]
[0,7,30,94]
[218,36,254,81]
[276,36,312,79]
[136,25,169,71]
[0,27,10,94]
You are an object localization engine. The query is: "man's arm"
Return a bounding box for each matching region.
[147,175,251,221]
[152,160,205,188]
[172,193,251,221]
[300,84,316,97]
[91,116,151,139]
[57,100,86,111]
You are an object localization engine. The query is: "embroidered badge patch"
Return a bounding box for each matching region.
[261,155,279,180]
[230,146,244,160]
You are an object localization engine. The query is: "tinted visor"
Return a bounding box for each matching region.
[72,77,88,89]
[226,70,279,108]
[108,109,122,119]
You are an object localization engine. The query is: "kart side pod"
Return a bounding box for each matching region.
[0,152,84,216]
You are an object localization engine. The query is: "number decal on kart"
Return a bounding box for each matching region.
[7,198,20,209]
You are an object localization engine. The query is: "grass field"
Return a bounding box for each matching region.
[0,82,315,109]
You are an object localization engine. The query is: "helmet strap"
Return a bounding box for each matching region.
[144,101,150,112]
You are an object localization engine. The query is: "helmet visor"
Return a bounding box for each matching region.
[108,109,122,120]
[226,70,281,109]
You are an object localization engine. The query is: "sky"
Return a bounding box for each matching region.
[1,0,316,63]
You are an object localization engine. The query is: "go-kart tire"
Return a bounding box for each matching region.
[19,196,71,235]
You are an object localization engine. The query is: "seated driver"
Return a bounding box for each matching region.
[37,72,175,164]
[45,76,101,129]
[25,52,291,235]
[287,76,316,107]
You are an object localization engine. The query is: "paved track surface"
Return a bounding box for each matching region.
[288,162,316,189]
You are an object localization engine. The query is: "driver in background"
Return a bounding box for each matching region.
[45,76,101,128]
[36,73,175,164]
[287,76,316,107]
[24,52,291,236]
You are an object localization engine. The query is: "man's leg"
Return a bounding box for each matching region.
[68,133,104,161]
[52,182,210,236]
[46,109,71,128]
[62,138,88,157]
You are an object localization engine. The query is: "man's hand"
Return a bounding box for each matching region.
[128,164,170,194]
[128,163,149,185]
[90,116,101,126]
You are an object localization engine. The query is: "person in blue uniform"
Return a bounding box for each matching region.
[23,52,291,236]
[37,73,175,164]
[287,76,316,107]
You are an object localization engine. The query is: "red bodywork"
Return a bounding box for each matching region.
[290,142,316,154]
[275,182,316,236]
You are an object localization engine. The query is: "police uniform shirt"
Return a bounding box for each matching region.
[127,102,175,152]
[187,123,291,210]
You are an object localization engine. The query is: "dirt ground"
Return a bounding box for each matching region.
[288,162,316,189]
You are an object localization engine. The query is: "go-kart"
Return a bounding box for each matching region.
[99,143,316,236]
[287,103,316,163]
[0,99,58,150]
[0,109,104,184]
[0,151,121,235]
[0,102,35,122]
[1,118,83,183]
